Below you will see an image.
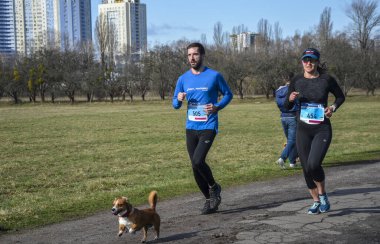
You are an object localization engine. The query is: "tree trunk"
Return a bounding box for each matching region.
[238,80,244,99]
[160,89,165,100]
[30,91,36,103]
[67,90,75,104]
[41,90,45,103]
[11,91,19,104]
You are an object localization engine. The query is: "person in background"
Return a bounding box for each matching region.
[275,72,298,168]
[172,43,233,215]
[284,48,345,214]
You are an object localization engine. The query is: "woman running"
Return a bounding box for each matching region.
[284,48,345,214]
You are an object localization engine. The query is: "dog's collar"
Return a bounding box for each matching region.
[119,208,134,218]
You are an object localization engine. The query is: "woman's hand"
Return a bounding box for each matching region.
[324,106,333,118]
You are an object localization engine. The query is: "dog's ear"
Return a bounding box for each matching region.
[122,196,129,202]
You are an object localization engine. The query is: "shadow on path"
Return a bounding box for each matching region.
[151,231,199,243]
[331,186,380,196]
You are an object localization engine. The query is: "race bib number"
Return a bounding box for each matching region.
[300,103,324,124]
[188,103,208,122]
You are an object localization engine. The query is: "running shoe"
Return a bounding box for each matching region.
[209,183,221,210]
[319,193,330,213]
[201,199,216,215]
[307,201,321,215]
[277,158,285,169]
[289,163,296,168]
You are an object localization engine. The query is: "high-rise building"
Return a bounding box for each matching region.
[53,0,92,49]
[230,32,258,53]
[12,0,91,55]
[14,0,55,54]
[0,0,16,55]
[98,0,147,56]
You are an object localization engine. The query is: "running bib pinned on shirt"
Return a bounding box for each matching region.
[188,103,208,122]
[300,103,324,124]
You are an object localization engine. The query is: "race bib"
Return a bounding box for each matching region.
[300,103,324,124]
[188,103,208,122]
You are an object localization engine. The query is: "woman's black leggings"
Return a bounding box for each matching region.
[186,129,216,199]
[296,123,332,189]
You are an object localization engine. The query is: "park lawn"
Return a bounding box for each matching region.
[0,96,379,231]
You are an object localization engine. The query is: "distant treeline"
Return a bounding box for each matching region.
[0,1,379,104]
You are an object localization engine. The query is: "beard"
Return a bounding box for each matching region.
[190,61,203,71]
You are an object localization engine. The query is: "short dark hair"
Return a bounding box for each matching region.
[186,42,205,55]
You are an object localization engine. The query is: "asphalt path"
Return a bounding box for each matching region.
[1,161,379,244]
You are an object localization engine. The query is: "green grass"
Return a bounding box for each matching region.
[0,96,379,231]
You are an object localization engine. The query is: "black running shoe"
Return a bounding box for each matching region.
[201,199,217,215]
[209,183,221,210]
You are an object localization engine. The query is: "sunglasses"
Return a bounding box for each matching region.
[302,57,318,64]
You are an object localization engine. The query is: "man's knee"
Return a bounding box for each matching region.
[192,159,204,170]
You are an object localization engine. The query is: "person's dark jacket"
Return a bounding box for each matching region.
[275,84,298,117]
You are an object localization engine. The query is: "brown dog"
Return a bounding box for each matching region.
[112,191,160,243]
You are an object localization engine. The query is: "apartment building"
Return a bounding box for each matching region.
[0,0,16,55]
[98,0,147,55]
[230,32,258,53]
[53,0,92,49]
[14,0,55,54]
[9,0,91,55]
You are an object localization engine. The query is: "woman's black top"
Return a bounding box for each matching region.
[284,73,345,125]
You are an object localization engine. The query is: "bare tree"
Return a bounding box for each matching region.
[0,57,7,100]
[95,14,109,69]
[317,7,333,49]
[346,0,380,95]
[77,41,100,102]
[326,33,358,95]
[213,22,229,49]
[223,53,251,99]
[122,59,139,101]
[6,60,25,104]
[95,14,118,100]
[27,65,37,102]
[150,44,184,100]
[256,18,273,54]
[273,22,283,47]
[213,21,225,48]
[346,0,380,53]
[200,33,208,45]
[59,50,81,104]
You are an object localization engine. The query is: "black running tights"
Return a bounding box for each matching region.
[186,129,216,199]
[296,123,332,189]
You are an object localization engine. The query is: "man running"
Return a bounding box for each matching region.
[172,42,233,214]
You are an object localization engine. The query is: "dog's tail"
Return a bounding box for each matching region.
[148,191,158,211]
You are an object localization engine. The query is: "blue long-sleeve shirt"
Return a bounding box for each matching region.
[172,67,233,132]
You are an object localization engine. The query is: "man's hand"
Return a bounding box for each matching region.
[204,103,219,114]
[177,92,186,101]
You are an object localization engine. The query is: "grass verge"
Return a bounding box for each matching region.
[0,96,379,231]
